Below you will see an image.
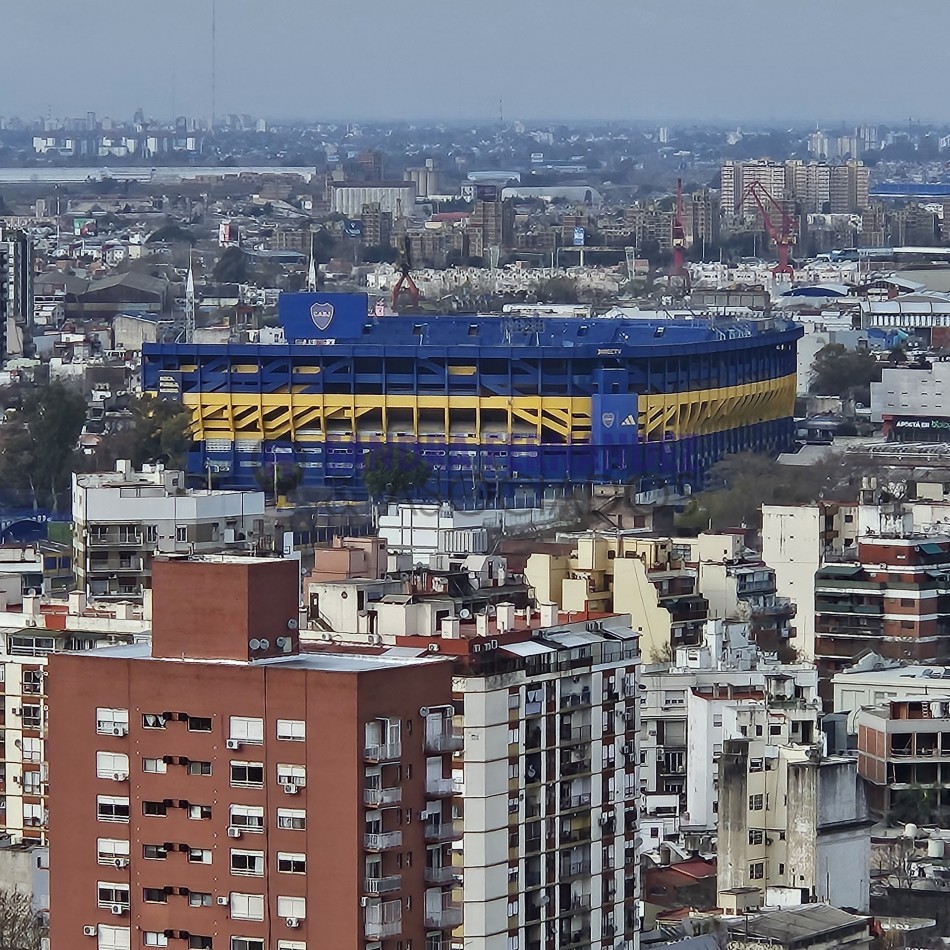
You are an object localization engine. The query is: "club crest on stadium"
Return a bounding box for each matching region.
[310,301,334,331]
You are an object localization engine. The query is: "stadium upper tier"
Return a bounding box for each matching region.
[142,293,802,503]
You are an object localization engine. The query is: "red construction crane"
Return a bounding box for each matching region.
[737,181,797,276]
[670,178,690,290]
[391,234,420,310]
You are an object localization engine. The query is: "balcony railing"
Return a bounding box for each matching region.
[364,786,402,808]
[424,866,458,886]
[364,742,401,763]
[561,793,592,811]
[424,904,463,929]
[425,729,463,753]
[364,874,402,895]
[560,860,591,879]
[424,821,462,843]
[426,776,461,798]
[561,690,592,709]
[365,916,402,939]
[560,725,592,745]
[364,831,402,851]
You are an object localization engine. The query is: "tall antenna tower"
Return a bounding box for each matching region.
[211,0,217,130]
[184,256,196,343]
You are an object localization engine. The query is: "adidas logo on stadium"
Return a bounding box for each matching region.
[621,415,637,427]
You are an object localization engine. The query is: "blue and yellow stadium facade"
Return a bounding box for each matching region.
[142,294,802,503]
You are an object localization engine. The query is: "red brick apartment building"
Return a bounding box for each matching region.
[48,556,456,950]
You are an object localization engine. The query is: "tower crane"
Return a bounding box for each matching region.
[391,234,420,310]
[737,181,797,277]
[670,178,690,291]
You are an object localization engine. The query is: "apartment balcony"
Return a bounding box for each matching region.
[425,729,463,754]
[560,793,592,811]
[364,831,402,851]
[426,776,461,798]
[425,937,447,950]
[424,903,462,930]
[424,866,459,886]
[561,926,591,948]
[364,874,402,895]
[424,821,462,843]
[364,786,402,808]
[364,916,402,939]
[560,859,591,879]
[567,893,592,912]
[87,559,146,574]
[364,742,402,763]
[560,826,592,846]
[560,757,592,777]
[560,689,592,709]
[88,534,144,548]
[559,725,592,745]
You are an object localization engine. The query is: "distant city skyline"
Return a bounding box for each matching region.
[4,0,950,124]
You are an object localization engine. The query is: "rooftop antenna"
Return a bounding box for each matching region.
[211,0,217,130]
[184,253,196,343]
[306,233,318,292]
[498,97,504,126]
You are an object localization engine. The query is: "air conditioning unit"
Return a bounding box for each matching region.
[83,925,97,937]
[110,904,125,916]
[227,827,242,838]
[113,858,129,868]
[216,896,229,906]
[225,739,241,750]
[112,726,127,737]
[112,772,128,782]
[286,917,300,928]
[283,784,299,795]
[360,896,370,907]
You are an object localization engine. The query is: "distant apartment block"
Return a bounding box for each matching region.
[72,461,265,600]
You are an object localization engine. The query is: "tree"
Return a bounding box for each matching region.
[126,396,193,470]
[0,888,45,950]
[810,343,882,405]
[146,224,196,245]
[696,451,870,530]
[362,445,431,501]
[0,382,87,510]
[213,246,250,283]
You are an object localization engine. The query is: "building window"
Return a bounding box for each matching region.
[230,893,265,921]
[230,762,264,788]
[188,804,212,820]
[188,892,213,907]
[901,620,914,629]
[143,844,167,860]
[97,838,130,865]
[277,852,306,874]
[97,796,130,823]
[142,758,167,774]
[142,713,166,730]
[97,883,130,908]
[276,896,306,919]
[229,717,264,744]
[276,944,306,950]
[769,724,782,736]
[749,862,765,880]
[712,715,723,727]
[96,752,130,779]
[143,888,167,903]
[188,717,212,733]
[21,705,41,729]
[188,939,212,950]
[276,719,305,741]
[276,809,306,831]
[749,758,764,773]
[144,935,169,948]
[277,764,306,787]
[142,801,167,817]
[188,849,212,864]
[188,761,213,776]
[748,794,763,811]
[748,830,764,846]
[231,940,264,950]
[230,805,265,832]
[96,708,129,735]
[230,850,265,877]
[176,526,188,543]
[97,926,131,950]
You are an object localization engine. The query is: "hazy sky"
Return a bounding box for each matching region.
[4,0,948,124]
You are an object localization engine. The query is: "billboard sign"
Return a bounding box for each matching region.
[156,371,182,401]
[73,217,97,237]
[278,292,369,343]
[474,184,498,202]
[573,226,586,247]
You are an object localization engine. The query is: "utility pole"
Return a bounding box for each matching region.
[211,0,217,130]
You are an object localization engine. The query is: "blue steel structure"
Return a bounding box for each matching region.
[142,294,803,504]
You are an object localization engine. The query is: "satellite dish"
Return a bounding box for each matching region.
[249,639,261,650]
[258,639,270,650]
[459,608,472,620]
